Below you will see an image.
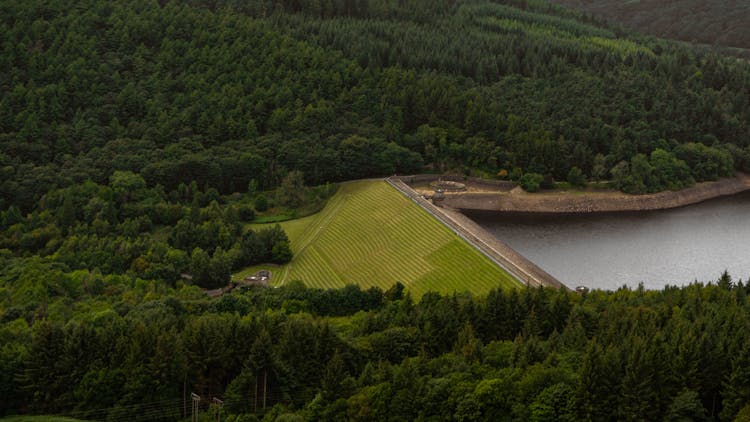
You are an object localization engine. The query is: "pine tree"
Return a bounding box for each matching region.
[453,322,483,362]
[720,343,750,421]
[575,340,621,421]
[618,337,659,421]
[664,389,708,422]
[247,329,282,412]
[2,205,23,228]
[321,350,349,401]
[57,191,76,233]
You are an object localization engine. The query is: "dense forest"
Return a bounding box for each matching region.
[2,270,750,421]
[548,0,750,57]
[0,166,345,303]
[3,0,750,420]
[2,0,750,210]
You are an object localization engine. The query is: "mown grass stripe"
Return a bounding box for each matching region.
[238,181,520,297]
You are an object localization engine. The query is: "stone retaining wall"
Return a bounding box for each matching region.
[393,174,516,191]
[442,173,750,213]
[396,174,466,184]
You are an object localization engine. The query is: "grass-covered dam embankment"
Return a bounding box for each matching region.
[436,173,750,213]
[238,180,519,297]
[387,178,566,290]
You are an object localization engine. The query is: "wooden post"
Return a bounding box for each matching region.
[183,374,187,419]
[191,393,201,422]
[263,369,267,410]
[212,397,223,422]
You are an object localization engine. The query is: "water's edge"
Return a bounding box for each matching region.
[386,178,567,290]
[442,173,750,214]
[389,175,750,291]
[467,191,750,291]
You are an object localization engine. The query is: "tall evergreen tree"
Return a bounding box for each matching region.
[720,343,750,421]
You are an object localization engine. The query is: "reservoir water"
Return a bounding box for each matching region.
[467,192,750,291]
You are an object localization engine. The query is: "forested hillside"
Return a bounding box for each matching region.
[2,0,750,211]
[3,2,750,419]
[549,0,750,56]
[2,271,750,421]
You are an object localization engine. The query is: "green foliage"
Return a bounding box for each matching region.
[664,389,708,422]
[592,153,608,182]
[519,173,545,192]
[529,383,576,422]
[0,0,748,213]
[566,166,586,188]
[2,269,750,421]
[2,1,750,419]
[720,343,750,421]
[674,143,735,182]
[321,350,351,401]
[271,241,293,264]
[254,195,269,212]
[612,149,697,194]
[276,171,307,209]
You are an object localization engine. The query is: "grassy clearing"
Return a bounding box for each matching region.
[241,180,519,297]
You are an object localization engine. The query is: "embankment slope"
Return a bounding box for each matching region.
[388,178,567,290]
[239,180,519,297]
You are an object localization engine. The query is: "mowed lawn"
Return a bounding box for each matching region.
[237,181,519,297]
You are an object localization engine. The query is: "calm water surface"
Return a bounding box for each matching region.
[467,192,750,290]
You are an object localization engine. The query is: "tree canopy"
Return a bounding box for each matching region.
[2,0,750,210]
[2,270,750,421]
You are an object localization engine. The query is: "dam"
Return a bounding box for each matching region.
[389,174,750,290]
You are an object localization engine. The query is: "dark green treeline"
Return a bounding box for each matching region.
[2,271,750,421]
[2,0,750,212]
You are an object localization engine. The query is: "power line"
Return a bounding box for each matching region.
[213,397,224,422]
[192,392,201,422]
[65,398,184,420]
[45,378,328,421]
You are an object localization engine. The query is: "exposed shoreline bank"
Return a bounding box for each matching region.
[429,173,750,214]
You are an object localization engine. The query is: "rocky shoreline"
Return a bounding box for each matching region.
[440,173,750,213]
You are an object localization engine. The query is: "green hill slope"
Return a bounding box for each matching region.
[2,0,750,213]
[239,181,518,297]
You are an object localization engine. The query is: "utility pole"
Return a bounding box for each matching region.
[191,392,201,422]
[183,374,187,419]
[263,369,267,410]
[212,397,224,422]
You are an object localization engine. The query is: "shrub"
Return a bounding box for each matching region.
[567,166,586,187]
[254,195,269,212]
[519,173,544,192]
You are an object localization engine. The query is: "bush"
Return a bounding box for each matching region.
[238,205,255,221]
[519,173,544,192]
[254,195,269,212]
[567,166,586,187]
[271,240,293,264]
